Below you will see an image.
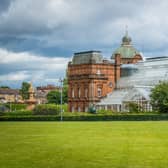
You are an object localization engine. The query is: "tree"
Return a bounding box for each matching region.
[47,78,68,104]
[20,82,30,100]
[47,89,67,104]
[63,78,68,103]
[150,81,168,113]
[47,90,61,104]
[126,102,139,113]
[0,86,10,89]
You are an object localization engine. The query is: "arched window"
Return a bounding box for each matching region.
[109,82,113,88]
[78,106,81,112]
[97,88,102,97]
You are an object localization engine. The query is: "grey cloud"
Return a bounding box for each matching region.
[0,0,167,56]
[0,0,146,36]
[1,0,168,88]
[0,48,69,86]
[0,0,12,13]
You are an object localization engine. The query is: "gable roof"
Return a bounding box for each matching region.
[0,89,20,95]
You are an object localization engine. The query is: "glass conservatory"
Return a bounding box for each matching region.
[96,57,168,112]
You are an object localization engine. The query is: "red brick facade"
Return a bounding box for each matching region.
[121,54,142,64]
[68,51,142,112]
[67,32,143,112]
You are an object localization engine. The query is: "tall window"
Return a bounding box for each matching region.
[71,106,74,112]
[85,106,88,112]
[72,88,74,98]
[85,88,88,98]
[78,88,81,98]
[109,82,113,88]
[97,70,101,75]
[97,88,102,97]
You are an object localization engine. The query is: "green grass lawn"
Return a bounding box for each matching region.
[0,121,168,168]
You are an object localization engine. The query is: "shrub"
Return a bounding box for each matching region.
[96,109,114,115]
[5,103,27,111]
[1,114,168,121]
[126,102,140,113]
[0,104,9,115]
[56,104,68,112]
[150,81,168,113]
[5,110,32,116]
[88,106,97,114]
[33,104,60,115]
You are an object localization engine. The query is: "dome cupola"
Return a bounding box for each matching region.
[122,29,132,45]
[111,28,142,60]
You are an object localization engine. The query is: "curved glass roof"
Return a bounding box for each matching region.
[97,57,168,106]
[97,87,151,105]
[117,57,168,88]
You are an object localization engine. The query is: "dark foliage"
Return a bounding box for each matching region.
[150,81,168,113]
[33,104,60,115]
[20,82,30,100]
[1,114,168,121]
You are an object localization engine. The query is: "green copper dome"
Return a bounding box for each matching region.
[112,32,140,59]
[112,45,140,59]
[122,34,132,45]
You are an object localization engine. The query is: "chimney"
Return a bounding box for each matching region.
[114,54,121,89]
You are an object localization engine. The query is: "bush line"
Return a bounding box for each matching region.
[1,114,168,121]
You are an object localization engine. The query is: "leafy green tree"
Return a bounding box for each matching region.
[47,78,68,104]
[150,81,168,113]
[0,86,10,89]
[63,87,68,104]
[47,89,67,104]
[63,78,68,103]
[47,90,61,104]
[20,82,30,100]
[127,102,139,113]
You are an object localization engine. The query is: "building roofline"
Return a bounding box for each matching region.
[0,89,20,95]
[74,50,101,55]
[146,56,168,60]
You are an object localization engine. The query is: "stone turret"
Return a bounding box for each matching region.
[26,82,37,110]
[28,82,35,101]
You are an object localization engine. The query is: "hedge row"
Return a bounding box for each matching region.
[33,104,60,115]
[5,103,27,111]
[1,114,168,121]
[4,110,32,116]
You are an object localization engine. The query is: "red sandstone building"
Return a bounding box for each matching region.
[68,32,143,112]
[36,85,59,104]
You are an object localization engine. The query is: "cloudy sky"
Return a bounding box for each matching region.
[1,0,168,88]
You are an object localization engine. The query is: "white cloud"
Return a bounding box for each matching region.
[0,71,30,81]
[0,0,168,55]
[1,0,168,87]
[0,48,69,84]
[0,48,69,67]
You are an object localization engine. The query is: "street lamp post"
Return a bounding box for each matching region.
[59,78,63,121]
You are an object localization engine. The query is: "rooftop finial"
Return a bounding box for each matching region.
[122,25,132,45]
[125,25,128,36]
